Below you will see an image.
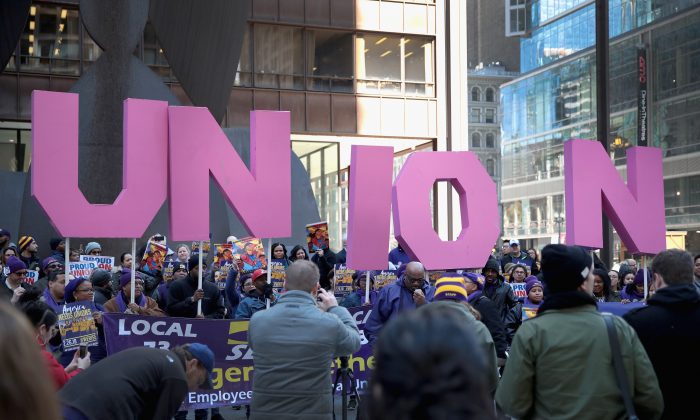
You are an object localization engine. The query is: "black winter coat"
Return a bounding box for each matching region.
[167,275,225,319]
[472,295,509,359]
[623,284,700,420]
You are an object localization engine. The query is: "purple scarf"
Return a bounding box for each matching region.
[621,286,645,301]
[467,290,483,304]
[524,297,541,307]
[116,291,147,313]
[42,288,63,312]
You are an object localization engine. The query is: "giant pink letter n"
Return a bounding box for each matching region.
[392,152,500,270]
[168,108,291,241]
[564,139,665,254]
[32,91,168,238]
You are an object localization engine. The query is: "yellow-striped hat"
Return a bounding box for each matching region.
[434,276,468,302]
[18,236,35,252]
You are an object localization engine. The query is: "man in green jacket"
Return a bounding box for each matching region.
[495,244,663,420]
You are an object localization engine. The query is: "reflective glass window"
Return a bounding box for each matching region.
[254,24,304,90]
[306,30,353,93]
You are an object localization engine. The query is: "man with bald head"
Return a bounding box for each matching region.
[364,261,435,343]
[248,260,361,420]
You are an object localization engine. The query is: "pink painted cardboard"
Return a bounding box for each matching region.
[564,139,665,255]
[392,152,500,270]
[346,146,393,270]
[167,107,291,241]
[31,91,168,238]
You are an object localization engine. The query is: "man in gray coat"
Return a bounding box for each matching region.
[248,260,361,420]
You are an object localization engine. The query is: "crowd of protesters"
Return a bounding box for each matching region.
[0,226,699,419]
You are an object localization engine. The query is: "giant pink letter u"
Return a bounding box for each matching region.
[564,139,665,254]
[31,91,168,238]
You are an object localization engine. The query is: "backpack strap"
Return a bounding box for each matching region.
[602,313,639,420]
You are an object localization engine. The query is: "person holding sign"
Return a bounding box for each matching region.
[340,271,377,308]
[167,255,225,319]
[103,271,165,317]
[364,261,435,343]
[495,244,663,420]
[1,257,32,304]
[59,278,108,365]
[504,278,544,344]
[18,289,91,389]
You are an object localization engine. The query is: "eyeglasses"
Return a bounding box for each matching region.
[14,271,27,277]
[76,288,94,293]
[47,263,62,270]
[134,280,145,286]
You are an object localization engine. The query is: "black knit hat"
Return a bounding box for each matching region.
[541,244,593,293]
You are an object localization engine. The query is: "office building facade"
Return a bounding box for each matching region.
[500,0,700,255]
[1,0,471,252]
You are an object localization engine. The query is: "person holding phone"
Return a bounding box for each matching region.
[248,260,361,419]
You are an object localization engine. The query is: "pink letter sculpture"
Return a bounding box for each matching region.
[392,152,500,270]
[32,91,168,238]
[168,108,291,241]
[346,146,394,269]
[564,139,665,254]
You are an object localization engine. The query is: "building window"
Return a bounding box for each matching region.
[307,30,354,93]
[485,87,495,102]
[486,133,495,148]
[357,34,435,96]
[506,0,526,36]
[485,108,495,123]
[254,24,304,90]
[471,86,481,102]
[471,132,481,148]
[19,5,81,75]
[470,108,481,123]
[235,25,252,87]
[486,159,495,176]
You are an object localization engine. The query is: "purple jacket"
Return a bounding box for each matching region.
[364,277,435,343]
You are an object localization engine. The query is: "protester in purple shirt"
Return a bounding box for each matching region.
[621,269,648,302]
[41,271,67,312]
[364,262,434,343]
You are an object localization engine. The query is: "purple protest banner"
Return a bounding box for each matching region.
[103,314,254,409]
[103,307,375,409]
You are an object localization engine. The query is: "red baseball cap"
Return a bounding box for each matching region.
[251,269,267,282]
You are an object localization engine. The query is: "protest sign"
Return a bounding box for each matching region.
[141,241,167,275]
[428,270,445,286]
[58,301,99,351]
[269,260,286,293]
[333,264,356,298]
[213,244,235,268]
[306,222,329,253]
[232,237,266,274]
[79,255,115,272]
[68,261,97,279]
[104,307,375,409]
[213,270,226,291]
[509,282,527,299]
[25,269,39,285]
[374,270,397,290]
[191,241,211,257]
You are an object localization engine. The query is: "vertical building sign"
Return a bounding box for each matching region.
[637,46,648,147]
